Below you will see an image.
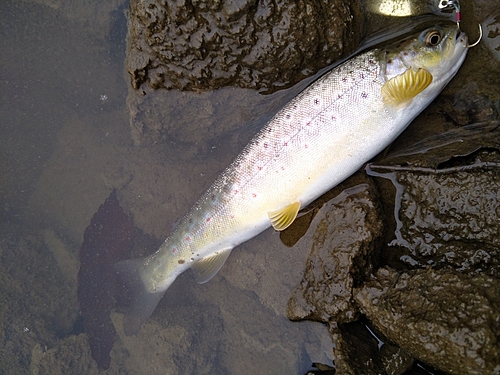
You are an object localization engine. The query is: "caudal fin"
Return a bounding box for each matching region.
[114,258,165,336]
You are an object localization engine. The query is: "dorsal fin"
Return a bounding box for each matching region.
[382,67,433,108]
[267,201,301,231]
[192,248,233,284]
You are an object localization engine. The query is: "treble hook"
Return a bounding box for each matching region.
[467,24,483,48]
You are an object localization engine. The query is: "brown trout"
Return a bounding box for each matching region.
[116,23,469,335]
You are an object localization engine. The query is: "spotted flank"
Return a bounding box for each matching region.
[114,23,469,336]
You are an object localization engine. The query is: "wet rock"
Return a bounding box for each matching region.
[287,179,384,324]
[370,149,500,277]
[126,0,363,145]
[126,0,362,93]
[378,121,500,169]
[330,321,414,375]
[331,322,386,375]
[379,341,414,375]
[445,82,499,126]
[354,267,500,375]
[481,11,500,62]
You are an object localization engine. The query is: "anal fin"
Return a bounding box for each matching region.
[268,201,301,231]
[192,248,233,284]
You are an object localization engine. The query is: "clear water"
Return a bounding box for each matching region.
[1,0,498,374]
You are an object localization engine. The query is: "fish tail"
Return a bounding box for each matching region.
[113,258,166,336]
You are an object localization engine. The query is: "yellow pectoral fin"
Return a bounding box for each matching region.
[268,201,301,231]
[382,67,433,108]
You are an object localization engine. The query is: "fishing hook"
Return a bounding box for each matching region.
[466,24,482,48]
[437,0,482,48]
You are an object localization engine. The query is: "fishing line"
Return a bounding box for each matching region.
[438,0,482,47]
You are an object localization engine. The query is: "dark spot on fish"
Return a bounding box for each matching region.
[178,259,185,264]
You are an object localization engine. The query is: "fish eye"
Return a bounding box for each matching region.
[425,31,442,46]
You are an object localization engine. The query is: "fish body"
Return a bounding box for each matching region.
[117,23,468,335]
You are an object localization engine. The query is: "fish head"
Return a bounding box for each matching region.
[380,23,468,109]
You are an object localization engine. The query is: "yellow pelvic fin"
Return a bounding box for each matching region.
[192,248,233,284]
[268,201,301,231]
[382,67,433,108]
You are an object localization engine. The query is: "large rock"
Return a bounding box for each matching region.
[125,0,363,145]
[126,0,362,92]
[287,177,384,324]
[355,267,500,375]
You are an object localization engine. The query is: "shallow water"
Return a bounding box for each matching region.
[1,0,499,374]
[0,1,331,374]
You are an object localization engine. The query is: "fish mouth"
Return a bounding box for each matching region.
[456,29,468,47]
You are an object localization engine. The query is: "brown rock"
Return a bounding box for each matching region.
[287,180,384,324]
[355,267,500,375]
